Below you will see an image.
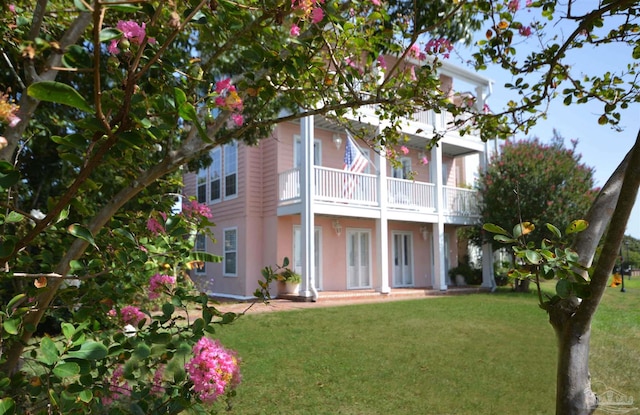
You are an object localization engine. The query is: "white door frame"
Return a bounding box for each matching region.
[392,231,414,287]
[346,228,372,289]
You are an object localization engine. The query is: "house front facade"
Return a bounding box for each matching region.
[184,61,497,300]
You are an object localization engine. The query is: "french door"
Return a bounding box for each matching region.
[392,232,414,287]
[347,229,371,289]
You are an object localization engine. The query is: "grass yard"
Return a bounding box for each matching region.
[215,279,640,415]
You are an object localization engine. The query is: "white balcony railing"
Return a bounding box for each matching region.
[278,168,479,218]
[314,166,378,205]
[387,178,436,210]
[443,186,480,215]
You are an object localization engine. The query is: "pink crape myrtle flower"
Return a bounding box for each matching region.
[151,365,166,396]
[102,365,132,405]
[519,26,532,37]
[290,24,301,37]
[408,44,426,60]
[371,0,381,5]
[231,113,244,126]
[400,145,409,155]
[182,199,213,219]
[146,217,164,235]
[149,273,176,300]
[420,156,429,165]
[120,305,146,326]
[117,20,148,45]
[507,0,520,12]
[185,337,241,403]
[311,7,324,24]
[376,55,387,70]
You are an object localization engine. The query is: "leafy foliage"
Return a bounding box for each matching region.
[475,133,597,249]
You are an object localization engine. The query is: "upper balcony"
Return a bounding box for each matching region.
[277,166,480,225]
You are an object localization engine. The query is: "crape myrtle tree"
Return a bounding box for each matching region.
[476,132,597,291]
[471,1,640,414]
[0,0,490,413]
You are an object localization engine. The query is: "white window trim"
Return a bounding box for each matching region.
[293,135,322,167]
[223,142,238,200]
[209,147,222,204]
[223,227,238,277]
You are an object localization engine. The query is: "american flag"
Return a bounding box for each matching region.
[343,135,368,173]
[343,135,368,198]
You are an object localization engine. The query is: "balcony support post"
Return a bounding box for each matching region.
[376,142,390,294]
[431,144,448,290]
[300,115,317,300]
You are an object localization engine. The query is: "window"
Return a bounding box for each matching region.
[224,142,237,198]
[209,147,221,203]
[392,157,412,179]
[294,136,322,168]
[197,168,207,203]
[195,233,206,274]
[224,228,237,276]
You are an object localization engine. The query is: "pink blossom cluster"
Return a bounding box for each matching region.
[119,305,146,326]
[185,337,241,403]
[146,217,165,235]
[149,273,176,300]
[214,78,244,126]
[425,38,453,59]
[151,365,166,396]
[102,365,132,405]
[519,26,532,37]
[0,92,20,127]
[108,20,156,54]
[182,199,213,220]
[408,44,426,61]
[507,0,533,12]
[290,0,324,37]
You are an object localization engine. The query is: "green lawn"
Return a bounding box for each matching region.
[215,279,640,415]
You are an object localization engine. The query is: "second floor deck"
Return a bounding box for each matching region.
[278,166,480,225]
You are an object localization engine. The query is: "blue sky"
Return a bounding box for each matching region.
[454,5,640,238]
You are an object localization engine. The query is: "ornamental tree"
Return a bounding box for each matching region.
[470,1,640,414]
[477,132,597,250]
[0,0,487,413]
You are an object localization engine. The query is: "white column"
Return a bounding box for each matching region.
[480,141,496,290]
[300,116,317,300]
[431,143,447,291]
[376,144,390,294]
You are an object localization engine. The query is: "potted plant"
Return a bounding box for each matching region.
[277,268,302,295]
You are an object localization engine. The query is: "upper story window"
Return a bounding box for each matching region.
[209,147,221,203]
[392,157,412,180]
[195,143,238,203]
[294,136,322,168]
[224,142,238,199]
[197,168,207,203]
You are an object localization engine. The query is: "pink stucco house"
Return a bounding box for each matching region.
[183,60,496,300]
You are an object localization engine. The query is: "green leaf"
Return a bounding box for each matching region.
[0,162,20,190]
[133,343,151,360]
[556,279,572,298]
[566,220,588,235]
[633,44,640,60]
[61,323,75,340]
[513,222,534,238]
[5,211,24,224]
[482,223,509,236]
[39,337,60,365]
[56,206,70,223]
[524,250,542,264]
[7,293,27,311]
[53,362,80,377]
[66,341,108,360]
[0,238,16,258]
[190,251,222,263]
[149,332,172,344]
[545,223,562,239]
[78,389,93,403]
[99,28,122,42]
[0,398,16,415]
[493,235,517,244]
[67,224,97,249]
[3,319,19,335]
[27,81,92,113]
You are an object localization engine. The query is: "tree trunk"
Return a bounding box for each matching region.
[550,301,597,415]
[514,278,530,292]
